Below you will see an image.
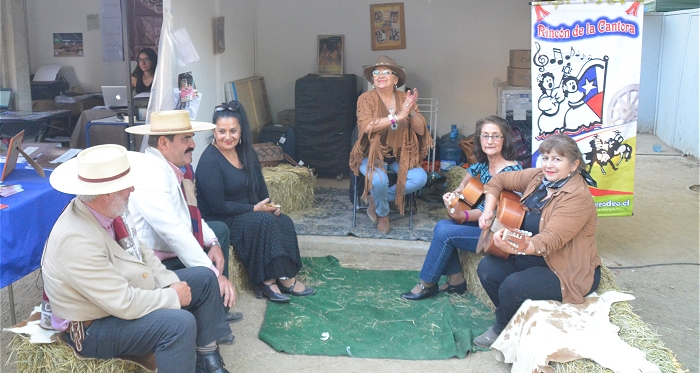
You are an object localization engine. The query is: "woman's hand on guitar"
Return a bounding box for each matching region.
[479,210,494,230]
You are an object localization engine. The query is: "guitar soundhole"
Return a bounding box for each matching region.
[689,185,700,193]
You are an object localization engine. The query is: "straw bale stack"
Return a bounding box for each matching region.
[262,164,315,214]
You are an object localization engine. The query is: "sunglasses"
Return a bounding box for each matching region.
[372,69,397,76]
[215,103,240,113]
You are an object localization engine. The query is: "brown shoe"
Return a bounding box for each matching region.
[366,195,377,223]
[377,216,390,234]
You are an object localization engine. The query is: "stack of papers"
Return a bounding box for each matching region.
[0,184,23,197]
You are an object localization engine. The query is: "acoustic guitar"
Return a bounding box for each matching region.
[447,177,485,215]
[476,191,532,259]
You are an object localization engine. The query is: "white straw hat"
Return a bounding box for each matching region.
[125,110,215,135]
[49,144,145,195]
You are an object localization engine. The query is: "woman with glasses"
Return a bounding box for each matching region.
[194,101,314,303]
[401,115,521,300]
[349,55,432,234]
[131,47,157,94]
[472,134,600,348]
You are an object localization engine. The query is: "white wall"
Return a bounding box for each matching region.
[255,0,531,137]
[26,0,126,92]
[25,0,257,165]
[639,9,698,157]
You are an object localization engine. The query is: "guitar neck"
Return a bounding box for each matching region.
[490,218,507,233]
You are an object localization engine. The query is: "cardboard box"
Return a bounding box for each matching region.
[509,50,531,69]
[507,66,531,87]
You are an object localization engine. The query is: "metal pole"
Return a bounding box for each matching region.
[121,0,135,150]
[8,284,16,325]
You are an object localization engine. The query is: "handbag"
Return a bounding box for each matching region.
[253,142,284,167]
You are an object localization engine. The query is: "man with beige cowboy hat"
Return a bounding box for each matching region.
[42,144,232,373]
[125,110,241,343]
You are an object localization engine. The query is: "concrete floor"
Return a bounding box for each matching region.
[1,133,698,373]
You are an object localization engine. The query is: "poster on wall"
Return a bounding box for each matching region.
[530,1,644,217]
[128,0,163,60]
[53,33,83,57]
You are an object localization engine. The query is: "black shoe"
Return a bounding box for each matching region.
[439,281,467,295]
[216,333,234,345]
[255,283,290,303]
[277,279,316,296]
[401,282,440,301]
[225,310,243,323]
[196,347,229,373]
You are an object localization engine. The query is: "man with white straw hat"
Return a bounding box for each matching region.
[125,110,240,343]
[42,144,232,373]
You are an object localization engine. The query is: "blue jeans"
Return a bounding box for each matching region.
[359,158,428,217]
[477,255,601,333]
[419,219,482,283]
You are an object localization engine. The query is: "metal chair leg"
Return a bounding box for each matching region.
[352,175,358,228]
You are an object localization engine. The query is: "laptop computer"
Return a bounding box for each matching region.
[0,88,11,111]
[101,86,128,110]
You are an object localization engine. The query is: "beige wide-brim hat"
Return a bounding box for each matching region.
[50,144,146,195]
[125,110,215,135]
[363,55,406,88]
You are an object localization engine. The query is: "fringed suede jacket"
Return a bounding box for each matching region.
[349,89,432,214]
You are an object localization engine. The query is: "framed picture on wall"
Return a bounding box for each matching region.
[317,35,344,75]
[370,2,406,51]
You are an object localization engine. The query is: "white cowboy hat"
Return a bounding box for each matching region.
[125,110,215,135]
[50,144,145,195]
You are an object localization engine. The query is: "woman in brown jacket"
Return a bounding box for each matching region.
[473,134,602,348]
[349,56,432,234]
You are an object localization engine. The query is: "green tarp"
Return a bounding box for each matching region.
[259,256,494,360]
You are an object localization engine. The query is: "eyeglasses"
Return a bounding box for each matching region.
[480,134,504,141]
[215,103,240,113]
[372,69,397,76]
[137,58,151,63]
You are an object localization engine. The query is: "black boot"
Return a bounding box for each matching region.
[196,347,229,373]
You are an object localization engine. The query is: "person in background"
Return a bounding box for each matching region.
[125,110,241,346]
[349,55,432,234]
[401,116,521,300]
[474,134,601,348]
[195,101,314,303]
[42,144,232,373]
[131,47,157,94]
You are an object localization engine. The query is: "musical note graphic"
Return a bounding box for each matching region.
[550,48,564,65]
[566,47,575,61]
[533,42,549,72]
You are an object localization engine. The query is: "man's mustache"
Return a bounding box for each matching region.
[185,148,194,154]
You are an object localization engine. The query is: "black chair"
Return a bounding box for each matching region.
[349,127,416,229]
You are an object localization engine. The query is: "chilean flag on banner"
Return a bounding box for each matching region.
[576,57,608,120]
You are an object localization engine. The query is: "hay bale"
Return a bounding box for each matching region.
[9,334,150,373]
[262,164,316,214]
[458,256,686,373]
[227,244,252,292]
[446,166,467,192]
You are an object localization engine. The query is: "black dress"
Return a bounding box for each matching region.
[195,144,301,286]
[134,76,151,94]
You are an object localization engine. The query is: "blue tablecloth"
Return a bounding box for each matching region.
[0,164,74,288]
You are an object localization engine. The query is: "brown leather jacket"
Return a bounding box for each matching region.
[349,90,432,213]
[485,167,601,304]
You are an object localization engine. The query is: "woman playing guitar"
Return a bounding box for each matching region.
[401,116,522,301]
[473,134,601,348]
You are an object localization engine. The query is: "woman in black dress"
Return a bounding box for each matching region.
[196,101,314,303]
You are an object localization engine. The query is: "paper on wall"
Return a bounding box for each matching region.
[173,28,200,66]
